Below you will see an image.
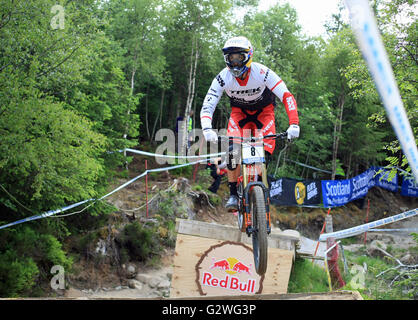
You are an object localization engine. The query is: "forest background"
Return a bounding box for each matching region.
[0,0,416,297]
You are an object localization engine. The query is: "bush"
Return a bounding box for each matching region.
[0,250,38,297]
[116,222,162,263]
[0,226,73,297]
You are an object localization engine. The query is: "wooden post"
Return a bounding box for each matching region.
[312,208,331,263]
[145,160,149,218]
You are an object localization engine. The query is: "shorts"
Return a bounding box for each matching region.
[226,104,276,154]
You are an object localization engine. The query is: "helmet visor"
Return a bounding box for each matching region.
[224,52,247,68]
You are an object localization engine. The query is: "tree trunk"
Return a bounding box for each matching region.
[180,35,199,155]
[331,86,345,180]
[123,67,136,140]
[151,89,165,142]
[347,150,353,179]
[331,91,345,180]
[145,85,150,140]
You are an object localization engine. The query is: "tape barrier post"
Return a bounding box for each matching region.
[344,0,418,180]
[325,215,345,289]
[324,241,341,292]
[312,207,331,263]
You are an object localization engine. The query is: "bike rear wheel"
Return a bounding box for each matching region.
[250,185,268,275]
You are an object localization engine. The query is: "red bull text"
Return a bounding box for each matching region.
[202,272,257,293]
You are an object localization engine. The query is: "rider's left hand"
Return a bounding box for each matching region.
[286,124,300,140]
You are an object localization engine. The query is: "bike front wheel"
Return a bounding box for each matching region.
[250,185,268,275]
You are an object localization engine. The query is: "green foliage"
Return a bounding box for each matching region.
[0,226,73,297]
[0,95,106,210]
[0,250,38,298]
[116,222,162,263]
[288,258,330,293]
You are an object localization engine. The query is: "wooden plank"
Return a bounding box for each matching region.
[170,235,223,298]
[170,233,294,298]
[3,290,363,300]
[171,290,363,300]
[175,218,300,251]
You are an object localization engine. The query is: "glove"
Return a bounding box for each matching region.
[287,124,300,140]
[203,128,218,142]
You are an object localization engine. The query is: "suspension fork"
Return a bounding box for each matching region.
[242,180,272,234]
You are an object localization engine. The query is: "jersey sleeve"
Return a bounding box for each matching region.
[200,72,225,129]
[264,69,299,125]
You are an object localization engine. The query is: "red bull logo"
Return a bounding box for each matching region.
[210,257,252,275]
[195,242,263,296]
[203,257,256,293]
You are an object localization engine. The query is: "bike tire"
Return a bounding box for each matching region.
[250,185,268,275]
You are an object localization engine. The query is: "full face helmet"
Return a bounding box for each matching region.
[222,36,253,77]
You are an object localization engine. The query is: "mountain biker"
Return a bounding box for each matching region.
[200,36,300,211]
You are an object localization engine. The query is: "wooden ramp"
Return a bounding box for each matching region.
[170,219,300,298]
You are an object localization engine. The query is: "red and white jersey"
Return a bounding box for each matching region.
[200,62,298,129]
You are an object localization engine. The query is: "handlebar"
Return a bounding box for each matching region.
[217,132,288,143]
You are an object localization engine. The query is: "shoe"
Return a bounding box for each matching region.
[225,195,239,212]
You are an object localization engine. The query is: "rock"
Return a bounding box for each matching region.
[176,178,190,192]
[95,239,107,256]
[400,253,415,265]
[128,279,142,290]
[136,273,153,284]
[126,264,137,279]
[148,277,161,289]
[368,240,388,258]
[157,279,171,290]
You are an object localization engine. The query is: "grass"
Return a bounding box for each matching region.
[287,258,330,293]
[340,250,416,300]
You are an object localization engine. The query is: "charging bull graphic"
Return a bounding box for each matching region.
[210,257,252,275]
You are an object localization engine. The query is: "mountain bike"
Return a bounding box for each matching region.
[218,132,288,275]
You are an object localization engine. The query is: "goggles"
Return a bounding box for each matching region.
[224,52,249,67]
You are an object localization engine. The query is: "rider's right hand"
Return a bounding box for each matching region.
[203,128,218,142]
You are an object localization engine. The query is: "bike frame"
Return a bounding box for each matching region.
[220,133,287,236]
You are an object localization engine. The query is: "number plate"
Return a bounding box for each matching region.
[242,144,265,164]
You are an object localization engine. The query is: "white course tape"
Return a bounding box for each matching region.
[0,159,208,230]
[98,158,207,200]
[125,148,225,159]
[368,228,418,233]
[319,208,418,241]
[0,199,93,230]
[345,0,418,180]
